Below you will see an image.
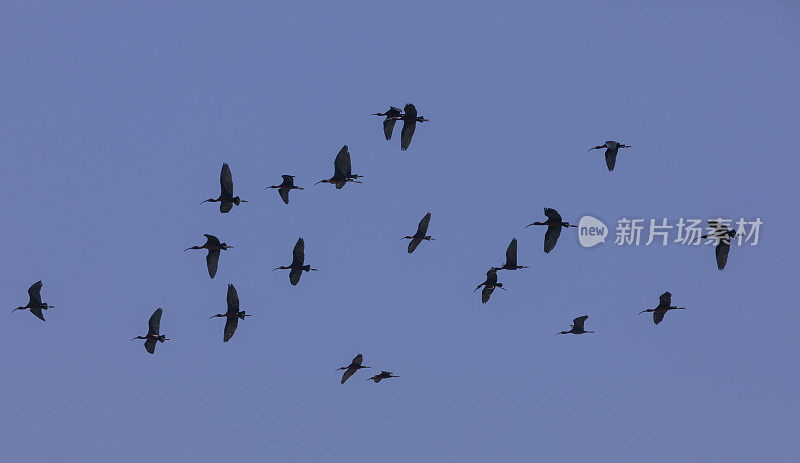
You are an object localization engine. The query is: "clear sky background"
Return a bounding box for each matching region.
[2,1,798,461]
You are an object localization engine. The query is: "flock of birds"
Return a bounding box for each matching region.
[11,103,739,385]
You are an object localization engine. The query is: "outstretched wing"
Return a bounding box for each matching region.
[281,175,295,186]
[544,225,562,253]
[219,201,233,213]
[715,241,730,270]
[605,148,618,171]
[289,268,302,286]
[341,366,358,384]
[481,285,495,303]
[653,310,665,325]
[227,284,239,314]
[334,145,351,178]
[400,120,416,150]
[352,353,363,366]
[30,308,45,321]
[573,315,588,331]
[220,163,234,197]
[28,281,43,306]
[543,208,563,222]
[383,118,397,140]
[206,250,221,279]
[278,186,290,204]
[144,338,157,354]
[416,212,431,236]
[658,291,672,308]
[223,316,239,342]
[147,308,163,337]
[407,237,423,254]
[403,104,417,119]
[505,239,518,268]
[292,238,305,267]
[203,234,221,247]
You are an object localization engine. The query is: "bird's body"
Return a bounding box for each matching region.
[209,284,251,342]
[402,212,434,253]
[338,353,370,384]
[588,140,631,171]
[316,145,363,189]
[367,371,399,383]
[372,106,403,140]
[274,237,317,285]
[266,175,303,204]
[132,308,169,354]
[493,238,528,270]
[184,234,232,279]
[202,163,247,212]
[701,221,739,270]
[399,104,429,151]
[12,281,54,321]
[474,268,505,303]
[639,291,686,324]
[526,208,577,253]
[557,315,594,335]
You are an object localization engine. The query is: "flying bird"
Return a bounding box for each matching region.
[557,315,594,335]
[402,212,434,253]
[315,145,363,189]
[12,281,54,321]
[184,234,232,279]
[367,371,399,383]
[209,284,251,342]
[202,163,247,213]
[526,208,577,253]
[266,175,303,204]
[493,238,528,271]
[639,291,686,324]
[399,104,429,151]
[337,353,370,384]
[588,141,631,171]
[371,106,403,140]
[274,237,317,285]
[131,308,169,354]
[474,268,505,303]
[701,220,740,270]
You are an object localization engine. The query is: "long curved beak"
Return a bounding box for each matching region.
[638,310,647,315]
[524,223,535,228]
[200,200,211,204]
[272,267,281,271]
[183,247,194,252]
[130,337,138,341]
[314,180,325,186]
[11,307,22,312]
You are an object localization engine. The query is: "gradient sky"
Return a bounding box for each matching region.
[2,1,799,462]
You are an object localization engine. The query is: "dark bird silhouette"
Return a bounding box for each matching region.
[131,308,169,354]
[525,208,577,253]
[315,145,363,189]
[266,175,303,204]
[371,106,403,140]
[402,212,434,253]
[493,238,529,271]
[12,281,54,321]
[474,268,505,303]
[202,163,247,213]
[557,315,594,335]
[588,141,631,171]
[701,220,740,270]
[209,284,251,342]
[639,291,686,325]
[184,234,232,279]
[274,237,317,285]
[399,104,429,151]
[367,371,399,383]
[337,353,370,384]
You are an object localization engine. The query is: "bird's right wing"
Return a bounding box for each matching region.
[292,238,305,267]
[341,366,357,384]
[28,281,43,305]
[207,250,221,279]
[144,338,157,354]
[573,315,588,331]
[658,292,672,308]
[383,118,397,140]
[352,353,363,366]
[543,208,562,222]
[544,225,562,254]
[653,310,665,325]
[219,201,233,213]
[715,241,730,270]
[334,145,351,178]
[220,163,234,197]
[481,285,495,303]
[203,234,221,247]
[227,284,239,313]
[407,237,422,254]
[281,174,294,185]
[416,212,431,236]
[289,268,302,286]
[148,308,163,337]
[505,239,518,267]
[605,148,618,171]
[400,119,416,151]
[223,316,238,342]
[278,186,290,204]
[30,308,45,321]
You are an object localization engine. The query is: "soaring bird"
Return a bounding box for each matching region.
[337,353,370,384]
[701,220,740,270]
[474,268,505,303]
[367,371,399,383]
[131,308,169,354]
[526,208,577,253]
[372,106,403,140]
[12,281,54,321]
[402,212,434,253]
[399,104,429,151]
[209,284,251,342]
[266,175,303,204]
[557,315,594,335]
[493,238,529,271]
[588,141,631,171]
[639,291,686,325]
[274,237,317,285]
[202,163,247,213]
[316,145,363,189]
[184,234,232,279]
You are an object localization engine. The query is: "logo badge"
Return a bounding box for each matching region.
[578,215,608,248]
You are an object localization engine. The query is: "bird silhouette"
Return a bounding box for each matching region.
[399,104,429,151]
[474,268,505,303]
[12,281,54,321]
[701,220,740,270]
[493,238,529,271]
[337,353,370,384]
[274,237,317,285]
[315,145,363,189]
[557,315,594,335]
[202,163,247,213]
[209,284,251,342]
[266,175,303,204]
[371,106,403,140]
[366,371,399,383]
[131,308,169,354]
[588,140,631,171]
[184,234,232,279]
[639,291,686,324]
[402,212,435,253]
[526,208,577,253]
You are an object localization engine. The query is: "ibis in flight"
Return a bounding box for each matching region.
[184,234,232,279]
[315,145,363,189]
[701,220,740,270]
[367,371,399,383]
[266,175,303,204]
[209,284,251,342]
[588,141,631,172]
[131,308,169,354]
[474,268,505,303]
[493,238,529,271]
[202,163,247,213]
[274,237,317,285]
[557,315,594,335]
[337,353,370,384]
[12,281,54,321]
[526,208,577,253]
[372,106,403,140]
[399,104,429,151]
[402,212,434,253]
[639,291,685,325]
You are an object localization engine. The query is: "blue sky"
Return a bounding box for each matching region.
[2,1,798,461]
